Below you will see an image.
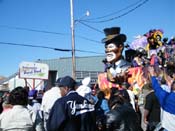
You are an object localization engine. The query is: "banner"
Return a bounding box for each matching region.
[19,61,49,79]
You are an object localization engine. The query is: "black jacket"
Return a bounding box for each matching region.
[105,103,143,131]
[46,91,96,131]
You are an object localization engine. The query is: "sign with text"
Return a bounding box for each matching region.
[19,62,49,79]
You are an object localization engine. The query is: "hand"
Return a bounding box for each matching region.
[148,66,156,76]
[144,118,148,125]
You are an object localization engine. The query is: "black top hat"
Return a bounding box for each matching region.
[102,27,127,44]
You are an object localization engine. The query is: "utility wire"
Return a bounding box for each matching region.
[0,25,68,36]
[84,0,144,21]
[0,41,104,55]
[0,41,70,51]
[76,49,104,55]
[81,0,149,23]
[0,25,101,44]
[78,21,103,33]
[75,35,102,44]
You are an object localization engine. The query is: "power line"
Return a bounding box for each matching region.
[83,0,144,21]
[0,25,68,36]
[78,21,103,33]
[0,41,70,51]
[81,0,149,23]
[0,25,101,44]
[76,49,104,55]
[75,35,102,44]
[0,41,104,55]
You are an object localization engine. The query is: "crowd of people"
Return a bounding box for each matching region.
[0,27,175,131]
[0,76,144,131]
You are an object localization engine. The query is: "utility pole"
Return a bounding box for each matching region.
[70,0,76,79]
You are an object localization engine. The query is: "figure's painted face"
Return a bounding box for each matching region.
[153,31,163,42]
[105,43,123,63]
[148,38,154,44]
[156,35,161,41]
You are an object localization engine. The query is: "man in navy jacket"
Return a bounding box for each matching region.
[46,76,96,131]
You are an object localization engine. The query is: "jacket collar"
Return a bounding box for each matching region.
[66,90,76,96]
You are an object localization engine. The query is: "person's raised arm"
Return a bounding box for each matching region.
[148,66,169,106]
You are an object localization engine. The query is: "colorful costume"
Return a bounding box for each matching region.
[145,29,163,58]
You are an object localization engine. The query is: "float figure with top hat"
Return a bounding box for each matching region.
[98,27,131,98]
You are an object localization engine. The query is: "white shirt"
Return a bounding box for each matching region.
[161,84,170,93]
[40,87,61,113]
[0,105,43,131]
[127,89,136,111]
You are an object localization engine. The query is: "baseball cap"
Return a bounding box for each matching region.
[55,77,63,86]
[58,76,76,89]
[28,89,38,99]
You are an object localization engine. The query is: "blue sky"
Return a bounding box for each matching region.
[0,0,175,77]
